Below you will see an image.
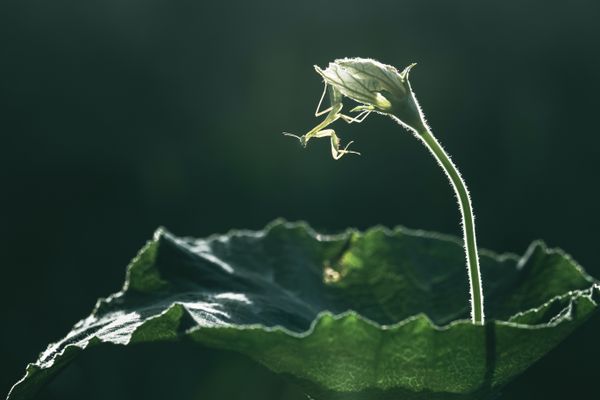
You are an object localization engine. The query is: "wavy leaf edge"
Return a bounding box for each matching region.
[7,219,599,400]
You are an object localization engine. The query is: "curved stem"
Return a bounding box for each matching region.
[402,121,485,325]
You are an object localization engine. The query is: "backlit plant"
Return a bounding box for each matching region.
[7,58,599,400]
[285,58,484,325]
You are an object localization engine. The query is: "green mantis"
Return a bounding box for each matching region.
[283,82,373,160]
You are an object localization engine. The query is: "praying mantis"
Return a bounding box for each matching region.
[283,82,374,160]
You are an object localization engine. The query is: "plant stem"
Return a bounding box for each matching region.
[397,118,485,325]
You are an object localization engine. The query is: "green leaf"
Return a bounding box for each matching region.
[7,220,599,400]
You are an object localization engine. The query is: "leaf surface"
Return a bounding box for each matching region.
[7,220,599,400]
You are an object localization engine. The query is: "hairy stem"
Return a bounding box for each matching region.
[396,118,484,325]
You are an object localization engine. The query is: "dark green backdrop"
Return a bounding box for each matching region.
[1,0,599,399]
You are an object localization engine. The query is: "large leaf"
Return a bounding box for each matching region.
[7,220,599,400]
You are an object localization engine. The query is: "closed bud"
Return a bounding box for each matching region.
[315,58,424,131]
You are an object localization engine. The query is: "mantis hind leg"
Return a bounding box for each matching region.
[341,110,372,124]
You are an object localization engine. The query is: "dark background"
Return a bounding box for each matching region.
[1,0,599,398]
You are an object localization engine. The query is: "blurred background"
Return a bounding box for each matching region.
[1,0,599,398]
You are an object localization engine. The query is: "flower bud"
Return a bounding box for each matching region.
[315,58,424,131]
